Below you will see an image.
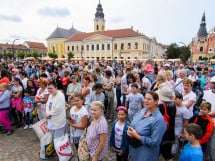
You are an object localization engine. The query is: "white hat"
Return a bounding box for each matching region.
[164,63,170,68]
[210,76,215,83]
[156,87,175,102]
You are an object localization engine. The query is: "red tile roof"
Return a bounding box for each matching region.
[66,28,142,42]
[0,43,27,49]
[25,41,47,49]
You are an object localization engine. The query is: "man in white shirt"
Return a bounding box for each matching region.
[203,76,215,161]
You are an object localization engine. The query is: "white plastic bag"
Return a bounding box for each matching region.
[40,132,54,159]
[54,133,73,161]
[32,119,48,140]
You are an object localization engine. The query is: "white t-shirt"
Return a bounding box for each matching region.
[175,105,190,136]
[114,121,125,148]
[70,106,89,138]
[203,90,215,122]
[182,91,196,117]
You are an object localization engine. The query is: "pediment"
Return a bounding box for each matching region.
[84,34,112,41]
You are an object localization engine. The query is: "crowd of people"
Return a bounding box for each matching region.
[0,60,215,161]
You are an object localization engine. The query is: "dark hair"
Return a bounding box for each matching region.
[20,71,27,77]
[48,82,57,88]
[73,92,85,100]
[184,123,203,140]
[1,69,9,78]
[200,101,211,111]
[130,83,139,89]
[40,73,48,78]
[14,77,25,97]
[84,76,91,83]
[175,93,183,100]
[105,70,112,77]
[146,91,159,101]
[93,83,103,90]
[127,73,136,83]
[24,89,31,94]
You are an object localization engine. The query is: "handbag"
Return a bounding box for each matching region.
[78,129,90,161]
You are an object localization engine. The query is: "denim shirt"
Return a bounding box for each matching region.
[0,90,11,110]
[110,119,130,154]
[129,108,166,161]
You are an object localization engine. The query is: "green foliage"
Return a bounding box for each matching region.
[32,52,42,58]
[0,53,3,59]
[166,43,190,63]
[202,57,208,61]
[67,52,74,59]
[48,52,58,58]
[7,52,13,60]
[26,53,33,57]
[17,51,25,59]
[211,55,215,59]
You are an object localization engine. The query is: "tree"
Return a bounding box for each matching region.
[0,53,3,60]
[48,52,58,58]
[166,43,191,63]
[67,52,74,59]
[7,52,13,60]
[17,51,25,59]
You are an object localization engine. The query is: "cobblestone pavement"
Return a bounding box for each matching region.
[0,125,116,161]
[0,124,177,161]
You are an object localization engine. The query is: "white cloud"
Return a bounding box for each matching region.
[0,14,22,22]
[37,7,70,17]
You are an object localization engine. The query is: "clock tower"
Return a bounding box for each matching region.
[94,0,105,32]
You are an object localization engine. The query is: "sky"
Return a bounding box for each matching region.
[0,0,214,46]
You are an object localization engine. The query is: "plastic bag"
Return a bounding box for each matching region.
[32,119,48,140]
[54,133,73,161]
[39,132,54,159]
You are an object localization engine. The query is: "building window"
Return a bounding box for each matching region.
[121,43,124,50]
[97,44,99,50]
[81,45,84,51]
[102,44,105,50]
[200,47,203,52]
[92,45,94,51]
[127,43,131,49]
[107,44,110,50]
[87,45,89,51]
[76,46,79,51]
[102,25,104,30]
[97,25,99,30]
[67,46,70,51]
[114,44,117,50]
[134,42,138,49]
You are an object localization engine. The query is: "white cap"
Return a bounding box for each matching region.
[210,76,215,83]
[164,63,170,68]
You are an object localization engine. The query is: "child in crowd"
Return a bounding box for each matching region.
[90,83,105,105]
[190,101,214,154]
[110,106,130,161]
[125,83,144,121]
[23,89,34,129]
[179,123,203,161]
[0,83,12,135]
[171,93,190,156]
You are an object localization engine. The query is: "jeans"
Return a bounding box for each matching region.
[24,111,33,125]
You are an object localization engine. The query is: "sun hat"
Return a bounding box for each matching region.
[144,64,154,73]
[156,86,175,102]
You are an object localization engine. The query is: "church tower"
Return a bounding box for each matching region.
[197,12,208,37]
[94,0,105,32]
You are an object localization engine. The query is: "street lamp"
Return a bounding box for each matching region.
[12,38,19,62]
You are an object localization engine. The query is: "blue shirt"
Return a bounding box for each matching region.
[129,108,166,161]
[179,142,203,161]
[0,90,11,110]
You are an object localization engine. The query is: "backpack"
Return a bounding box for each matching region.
[140,74,156,96]
[162,103,170,131]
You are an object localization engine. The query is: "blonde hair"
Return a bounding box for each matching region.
[183,78,193,86]
[165,70,173,79]
[157,72,166,82]
[0,83,8,89]
[91,101,104,111]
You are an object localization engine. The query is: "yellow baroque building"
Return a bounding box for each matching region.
[47,1,164,59]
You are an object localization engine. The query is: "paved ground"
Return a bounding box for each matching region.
[0,124,116,161]
[0,124,178,161]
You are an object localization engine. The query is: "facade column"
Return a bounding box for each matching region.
[105,43,107,58]
[110,43,113,59]
[99,44,102,59]
[94,43,96,58]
